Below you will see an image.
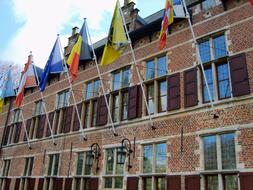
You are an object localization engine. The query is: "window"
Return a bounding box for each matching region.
[146,55,167,80]
[85,79,100,99]
[20,157,34,190]
[104,148,124,189]
[112,94,119,122]
[217,63,231,99]
[112,67,130,91]
[84,102,90,128]
[91,100,98,127]
[142,143,167,190]
[147,84,155,114]
[57,90,70,109]
[203,67,214,102]
[1,160,11,177]
[47,154,60,176]
[83,99,98,128]
[121,92,128,120]
[13,109,21,123]
[201,0,216,11]
[76,152,92,176]
[33,100,44,116]
[158,81,167,112]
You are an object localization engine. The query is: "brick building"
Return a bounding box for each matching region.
[0,0,253,189]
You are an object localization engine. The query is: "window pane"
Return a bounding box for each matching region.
[157,177,166,190]
[147,84,155,114]
[113,95,119,122]
[63,91,70,107]
[84,154,92,175]
[28,158,34,176]
[214,35,227,59]
[206,175,218,190]
[146,60,155,80]
[122,92,128,120]
[122,69,130,88]
[53,154,59,176]
[92,101,97,127]
[24,158,29,176]
[221,134,236,169]
[143,145,153,173]
[199,41,211,63]
[156,143,167,173]
[143,177,152,190]
[202,0,216,11]
[84,103,90,128]
[217,63,231,99]
[75,178,81,190]
[86,82,93,99]
[115,177,123,188]
[104,177,113,188]
[93,80,100,97]
[159,81,167,112]
[116,148,124,174]
[47,155,53,175]
[76,152,84,175]
[224,175,238,190]
[203,136,217,170]
[113,72,121,90]
[106,149,114,175]
[157,56,167,77]
[203,67,214,102]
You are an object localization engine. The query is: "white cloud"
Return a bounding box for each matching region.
[2,0,128,68]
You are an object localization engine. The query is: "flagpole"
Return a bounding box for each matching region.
[118,0,155,129]
[57,35,87,141]
[32,61,56,145]
[181,0,217,115]
[85,19,118,136]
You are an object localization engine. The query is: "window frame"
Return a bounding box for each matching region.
[111,67,131,91]
[85,79,100,100]
[46,154,60,177]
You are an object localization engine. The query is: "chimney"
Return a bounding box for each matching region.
[72,26,79,35]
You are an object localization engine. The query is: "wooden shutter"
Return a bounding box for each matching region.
[24,119,32,141]
[137,85,143,118]
[73,103,82,131]
[96,95,109,126]
[14,122,22,143]
[14,178,20,190]
[53,178,63,190]
[4,178,11,190]
[128,85,142,119]
[127,177,139,190]
[46,111,55,137]
[185,175,200,190]
[37,178,44,190]
[62,106,73,133]
[88,178,99,190]
[167,176,181,190]
[230,53,250,97]
[27,178,36,190]
[240,172,253,190]
[184,68,198,108]
[167,73,181,111]
[2,125,11,145]
[36,115,46,139]
[64,178,73,190]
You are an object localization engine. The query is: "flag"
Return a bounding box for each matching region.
[67,20,92,82]
[159,0,174,50]
[173,0,186,18]
[39,37,65,91]
[250,0,253,6]
[101,0,128,66]
[15,55,34,108]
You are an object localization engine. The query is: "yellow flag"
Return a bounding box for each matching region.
[101,0,128,66]
[0,99,4,113]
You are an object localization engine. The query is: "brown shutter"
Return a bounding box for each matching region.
[167,73,181,111]
[96,95,109,126]
[240,172,253,190]
[53,178,63,190]
[185,175,200,190]
[62,106,73,133]
[14,178,20,190]
[73,103,82,131]
[14,122,22,143]
[37,178,44,190]
[4,178,11,190]
[167,176,181,190]
[128,85,138,119]
[127,177,139,190]
[184,68,198,108]
[64,178,73,190]
[137,85,143,118]
[46,111,55,137]
[24,119,32,141]
[230,53,250,97]
[36,115,46,139]
[88,178,99,190]
[27,178,36,190]
[2,125,11,145]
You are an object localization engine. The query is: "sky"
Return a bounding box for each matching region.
[0,0,166,69]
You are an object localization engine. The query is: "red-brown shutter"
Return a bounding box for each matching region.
[62,106,73,133]
[137,85,143,118]
[46,111,55,137]
[4,178,11,190]
[73,103,82,131]
[14,122,22,143]
[127,177,139,190]
[36,115,46,139]
[53,178,63,190]
[88,178,99,190]
[14,178,20,190]
[37,178,44,190]
[27,178,36,190]
[230,53,250,97]
[240,172,253,190]
[128,86,138,119]
[185,175,200,190]
[184,68,198,108]
[167,73,181,111]
[96,95,109,126]
[167,176,181,190]
[24,119,32,141]
[2,125,11,145]
[64,178,73,190]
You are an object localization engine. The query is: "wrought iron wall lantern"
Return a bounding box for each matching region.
[85,143,101,173]
[117,138,135,171]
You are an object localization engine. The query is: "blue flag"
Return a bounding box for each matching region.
[39,36,64,91]
[0,66,15,99]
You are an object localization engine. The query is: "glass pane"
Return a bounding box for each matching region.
[157,56,167,77]
[203,67,214,102]
[57,93,63,109]
[157,177,166,190]
[92,101,97,127]
[199,41,211,63]
[84,160,92,175]
[202,0,216,11]
[203,136,217,170]
[115,177,123,188]
[217,64,231,99]
[113,95,119,122]
[214,35,227,59]
[75,178,81,190]
[147,84,155,114]
[143,145,153,173]
[225,175,238,190]
[122,69,130,88]
[24,158,29,176]
[84,103,90,128]
[159,81,167,112]
[104,178,113,188]
[116,148,124,174]
[207,175,218,190]
[106,149,114,175]
[156,143,167,173]
[113,72,121,90]
[93,80,100,97]
[47,155,53,175]
[143,178,152,190]
[122,92,128,120]
[146,60,155,80]
[86,82,93,99]
[221,134,236,169]
[28,158,34,176]
[53,154,59,176]
[63,91,70,107]
[76,152,84,175]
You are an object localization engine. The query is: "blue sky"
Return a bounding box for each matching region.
[0,0,165,68]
